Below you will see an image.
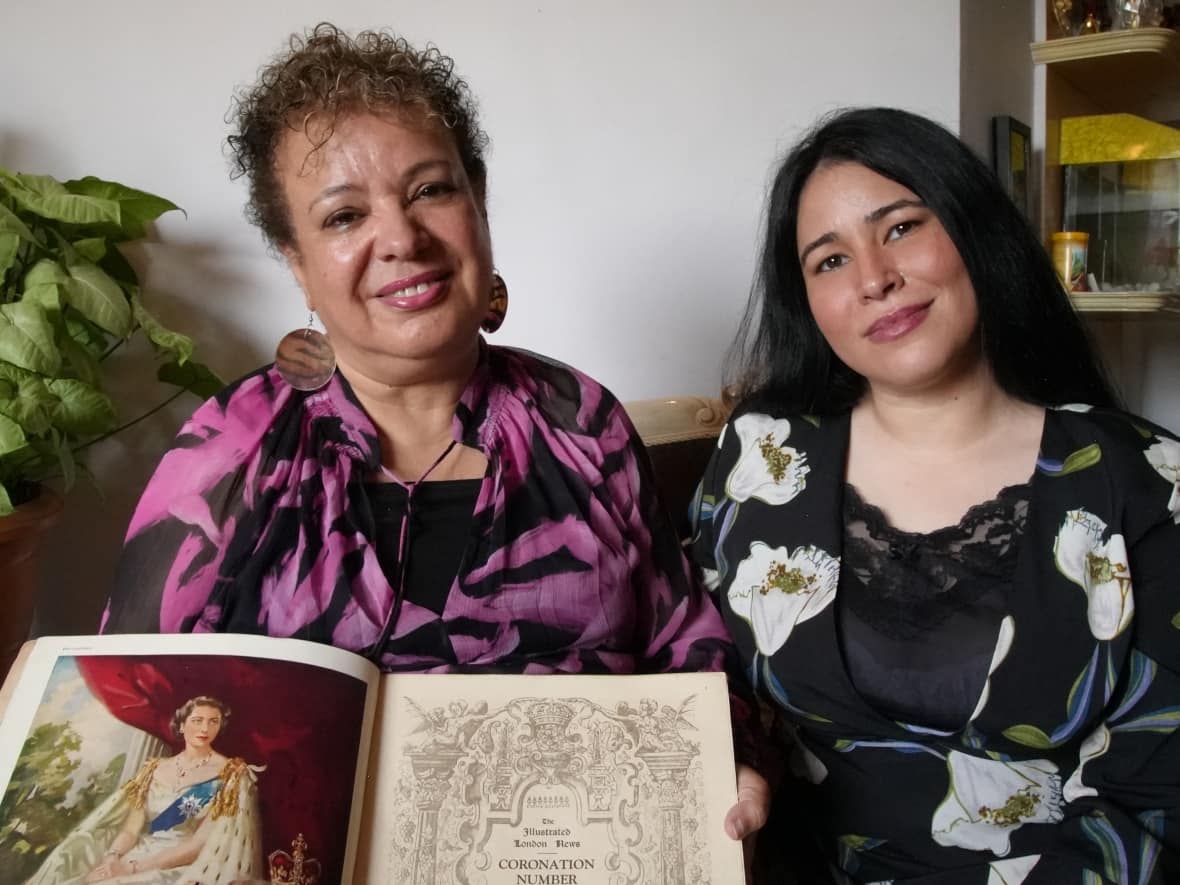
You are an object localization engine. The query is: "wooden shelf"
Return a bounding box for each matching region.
[1070,291,1180,315]
[1035,27,1180,318]
[1031,28,1180,117]
[1032,27,1180,65]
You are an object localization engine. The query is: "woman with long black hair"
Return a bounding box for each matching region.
[696,107,1180,883]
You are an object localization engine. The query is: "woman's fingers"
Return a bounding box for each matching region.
[724,763,770,840]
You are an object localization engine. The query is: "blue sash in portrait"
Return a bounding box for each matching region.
[150,777,221,833]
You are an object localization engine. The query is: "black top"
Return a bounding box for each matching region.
[366,479,482,615]
[694,406,1180,883]
[837,482,1029,731]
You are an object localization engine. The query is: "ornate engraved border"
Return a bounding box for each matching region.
[386,693,713,885]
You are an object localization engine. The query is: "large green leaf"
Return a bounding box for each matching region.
[71,237,107,263]
[23,257,68,288]
[4,173,122,227]
[21,283,63,326]
[62,261,131,336]
[158,358,223,399]
[5,171,67,196]
[65,176,180,241]
[0,299,60,374]
[0,200,36,242]
[0,364,55,436]
[130,291,193,364]
[0,410,26,456]
[46,378,117,436]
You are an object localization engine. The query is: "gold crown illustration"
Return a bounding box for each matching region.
[527,701,575,729]
[269,833,321,885]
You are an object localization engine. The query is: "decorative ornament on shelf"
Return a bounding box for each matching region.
[1053,0,1168,35]
[1052,0,1112,35]
[1111,0,1165,30]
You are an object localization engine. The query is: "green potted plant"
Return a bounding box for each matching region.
[0,166,222,670]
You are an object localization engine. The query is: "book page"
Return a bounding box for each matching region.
[359,671,744,884]
[0,633,379,884]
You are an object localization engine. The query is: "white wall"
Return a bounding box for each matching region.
[958,0,1035,173]
[2,0,961,632]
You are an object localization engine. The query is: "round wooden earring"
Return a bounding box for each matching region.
[482,273,509,333]
[275,319,336,391]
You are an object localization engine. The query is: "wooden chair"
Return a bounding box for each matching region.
[623,395,730,539]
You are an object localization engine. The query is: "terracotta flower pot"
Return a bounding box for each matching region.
[0,487,62,680]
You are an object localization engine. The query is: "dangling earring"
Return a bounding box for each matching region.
[275,312,336,391]
[482,272,508,333]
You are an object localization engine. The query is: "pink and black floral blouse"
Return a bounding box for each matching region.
[103,344,734,680]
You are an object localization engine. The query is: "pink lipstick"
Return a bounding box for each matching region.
[376,271,448,311]
[865,301,932,342]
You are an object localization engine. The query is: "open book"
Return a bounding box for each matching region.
[0,634,743,884]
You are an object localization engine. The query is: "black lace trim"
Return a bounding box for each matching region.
[840,481,1029,640]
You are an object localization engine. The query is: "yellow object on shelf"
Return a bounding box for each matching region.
[1059,113,1180,165]
[1051,231,1089,291]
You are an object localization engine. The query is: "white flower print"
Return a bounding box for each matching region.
[728,542,839,655]
[1053,403,1093,413]
[700,566,720,592]
[968,616,1016,723]
[987,855,1041,884]
[1053,510,1133,640]
[1062,723,1111,802]
[724,413,810,505]
[1145,436,1180,523]
[932,752,1063,856]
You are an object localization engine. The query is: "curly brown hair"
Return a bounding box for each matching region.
[227,22,490,250]
[170,696,231,739]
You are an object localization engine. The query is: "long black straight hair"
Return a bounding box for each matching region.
[730,107,1119,414]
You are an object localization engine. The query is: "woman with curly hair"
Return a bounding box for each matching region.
[99,27,761,825]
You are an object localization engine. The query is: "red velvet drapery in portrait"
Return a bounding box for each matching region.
[76,654,368,883]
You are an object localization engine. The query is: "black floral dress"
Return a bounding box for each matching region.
[692,405,1180,883]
